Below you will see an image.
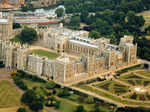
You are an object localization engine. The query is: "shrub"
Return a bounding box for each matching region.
[45,81,56,89]
[54,100,61,109]
[78,96,85,103]
[11,72,20,77]
[0,61,4,68]
[17,108,27,112]
[87,96,94,104]
[13,23,21,29]
[29,101,43,111]
[17,70,46,83]
[0,60,3,65]
[144,64,149,69]
[57,88,71,97]
[13,76,28,90]
[75,105,85,112]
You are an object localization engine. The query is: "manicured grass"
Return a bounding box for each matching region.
[76,85,122,103]
[94,81,112,91]
[0,80,21,108]
[120,73,143,80]
[58,97,76,112]
[94,80,129,95]
[137,71,150,78]
[58,95,112,112]
[0,107,19,112]
[110,81,129,95]
[121,78,150,87]
[31,49,60,59]
[76,83,150,106]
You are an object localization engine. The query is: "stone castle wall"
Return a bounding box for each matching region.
[0,35,138,83]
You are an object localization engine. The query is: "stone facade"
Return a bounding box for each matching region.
[0,12,13,40]
[0,35,137,83]
[38,0,58,7]
[0,15,138,83]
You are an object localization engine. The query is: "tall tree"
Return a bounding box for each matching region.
[20,27,38,44]
[55,8,64,17]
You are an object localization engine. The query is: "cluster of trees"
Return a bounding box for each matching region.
[45,80,56,89]
[21,87,46,111]
[55,8,64,17]
[16,70,115,112]
[17,108,27,112]
[13,23,21,29]
[61,0,150,13]
[19,27,38,44]
[13,76,28,90]
[57,88,71,97]
[11,70,61,111]
[60,0,150,61]
[11,27,38,44]
[20,81,61,111]
[17,70,46,83]
[137,38,150,61]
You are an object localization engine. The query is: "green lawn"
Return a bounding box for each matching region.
[0,80,21,108]
[94,80,129,95]
[76,84,150,106]
[31,49,60,59]
[94,81,112,91]
[119,73,143,80]
[137,71,150,78]
[57,95,111,112]
[58,98,76,112]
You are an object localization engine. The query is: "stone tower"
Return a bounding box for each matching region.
[0,12,13,40]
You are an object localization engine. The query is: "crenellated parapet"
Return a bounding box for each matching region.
[0,33,138,83]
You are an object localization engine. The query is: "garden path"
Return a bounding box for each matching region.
[135,72,150,80]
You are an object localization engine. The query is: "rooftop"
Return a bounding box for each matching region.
[69,39,98,48]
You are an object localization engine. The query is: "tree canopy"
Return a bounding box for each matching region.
[13,23,21,29]
[55,8,64,17]
[21,87,46,111]
[19,27,38,44]
[60,0,150,61]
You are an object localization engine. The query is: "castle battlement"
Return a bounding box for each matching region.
[0,24,138,83]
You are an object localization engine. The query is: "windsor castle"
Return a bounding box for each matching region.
[0,12,138,83]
